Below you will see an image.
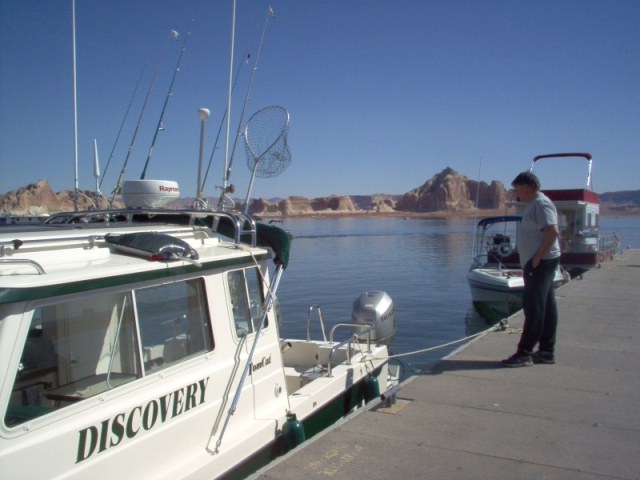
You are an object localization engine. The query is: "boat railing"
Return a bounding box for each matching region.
[0,258,46,274]
[9,208,258,248]
[306,304,327,342]
[599,233,619,258]
[326,322,374,377]
[471,253,488,269]
[229,212,257,247]
[0,209,263,278]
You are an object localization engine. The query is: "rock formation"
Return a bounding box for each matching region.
[0,180,117,215]
[249,195,359,216]
[600,190,640,212]
[0,180,66,215]
[396,167,507,212]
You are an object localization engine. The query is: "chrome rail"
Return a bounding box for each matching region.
[326,322,374,377]
[214,263,284,453]
[0,258,45,274]
[17,208,258,248]
[599,233,619,256]
[306,304,327,342]
[2,209,262,278]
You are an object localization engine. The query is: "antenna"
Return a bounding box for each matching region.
[93,139,101,196]
[71,0,79,211]
[221,0,237,205]
[195,108,211,209]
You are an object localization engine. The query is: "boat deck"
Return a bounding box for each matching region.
[254,249,640,480]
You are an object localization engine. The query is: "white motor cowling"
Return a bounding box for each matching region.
[351,291,396,345]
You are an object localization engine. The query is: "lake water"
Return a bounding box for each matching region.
[275,214,640,374]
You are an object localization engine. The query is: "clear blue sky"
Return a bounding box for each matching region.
[1,1,638,202]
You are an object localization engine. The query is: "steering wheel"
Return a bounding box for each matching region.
[497,242,513,258]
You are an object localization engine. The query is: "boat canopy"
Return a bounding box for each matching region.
[530,152,593,191]
[477,215,522,229]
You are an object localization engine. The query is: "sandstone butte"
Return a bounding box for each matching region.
[1,167,638,218]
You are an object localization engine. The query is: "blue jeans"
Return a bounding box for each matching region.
[518,257,560,355]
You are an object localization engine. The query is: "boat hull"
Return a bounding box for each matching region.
[467,268,524,316]
[467,266,568,318]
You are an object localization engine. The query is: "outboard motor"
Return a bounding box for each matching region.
[351,291,396,345]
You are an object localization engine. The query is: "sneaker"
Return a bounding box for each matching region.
[532,351,555,364]
[501,352,533,367]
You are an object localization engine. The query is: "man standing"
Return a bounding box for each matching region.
[502,171,561,367]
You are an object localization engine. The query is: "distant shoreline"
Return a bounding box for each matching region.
[3,203,638,220]
[255,207,639,220]
[254,208,514,220]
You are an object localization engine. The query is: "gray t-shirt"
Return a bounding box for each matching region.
[518,192,561,266]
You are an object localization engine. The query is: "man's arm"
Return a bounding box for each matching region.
[531,224,559,268]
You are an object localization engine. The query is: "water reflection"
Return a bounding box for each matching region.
[465,306,502,336]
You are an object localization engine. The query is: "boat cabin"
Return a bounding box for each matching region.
[514,152,618,275]
[512,188,603,274]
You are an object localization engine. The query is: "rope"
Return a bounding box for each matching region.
[362,318,522,363]
[384,322,501,360]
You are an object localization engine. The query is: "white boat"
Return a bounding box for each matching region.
[467,215,568,318]
[0,207,399,479]
[0,4,402,476]
[512,153,619,276]
[0,215,49,226]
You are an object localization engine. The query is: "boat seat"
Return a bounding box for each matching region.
[163,334,188,363]
[317,344,348,365]
[283,366,301,394]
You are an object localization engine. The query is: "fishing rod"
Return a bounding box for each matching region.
[99,65,146,190]
[471,158,482,263]
[200,51,249,195]
[110,29,178,207]
[218,6,275,209]
[140,20,193,180]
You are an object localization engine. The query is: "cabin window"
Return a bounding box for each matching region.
[227,267,265,338]
[136,279,213,373]
[4,278,212,428]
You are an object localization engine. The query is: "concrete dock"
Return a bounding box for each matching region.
[255,249,640,480]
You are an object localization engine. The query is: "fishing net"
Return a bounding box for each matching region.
[244,106,291,178]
